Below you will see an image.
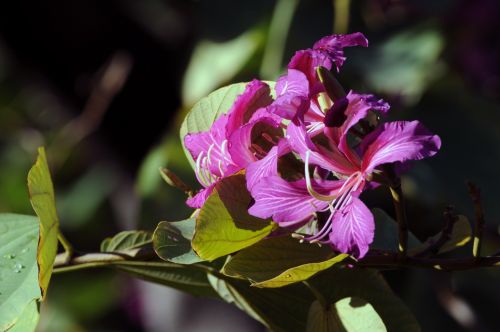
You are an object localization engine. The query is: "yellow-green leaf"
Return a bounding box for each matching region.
[27,147,59,299]
[192,174,275,261]
[222,236,348,288]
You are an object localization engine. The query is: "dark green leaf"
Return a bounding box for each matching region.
[192,174,275,261]
[100,230,152,256]
[153,218,202,264]
[222,236,347,288]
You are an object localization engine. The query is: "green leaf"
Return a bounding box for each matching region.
[306,297,386,332]
[208,274,314,332]
[0,214,41,331]
[222,236,348,288]
[310,268,420,331]
[192,174,275,261]
[371,208,421,251]
[114,262,217,298]
[181,28,263,107]
[7,300,40,332]
[27,147,59,299]
[153,218,203,264]
[410,215,471,255]
[100,230,152,256]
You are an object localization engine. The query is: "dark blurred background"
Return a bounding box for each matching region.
[0,0,499,331]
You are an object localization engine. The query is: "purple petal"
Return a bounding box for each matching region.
[275,69,309,97]
[228,117,281,167]
[225,80,274,135]
[288,49,332,94]
[287,120,357,175]
[360,121,441,174]
[313,32,368,71]
[245,139,290,191]
[248,176,343,226]
[328,193,374,258]
[186,184,215,208]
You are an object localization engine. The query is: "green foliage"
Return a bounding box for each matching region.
[0,214,41,331]
[100,230,152,256]
[153,218,203,264]
[27,147,59,299]
[222,236,348,288]
[306,297,386,332]
[192,174,275,261]
[310,268,420,331]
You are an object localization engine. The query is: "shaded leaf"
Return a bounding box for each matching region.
[154,218,202,264]
[114,261,217,298]
[372,208,421,251]
[310,268,420,331]
[223,236,348,288]
[192,174,275,261]
[27,147,59,299]
[306,297,386,332]
[208,274,314,332]
[410,215,471,255]
[0,214,41,331]
[100,230,152,256]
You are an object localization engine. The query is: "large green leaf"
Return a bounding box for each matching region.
[114,261,217,298]
[153,218,203,264]
[27,147,59,299]
[0,214,41,331]
[310,268,420,331]
[192,174,275,261]
[179,83,248,168]
[222,236,347,288]
[7,300,40,332]
[100,230,152,256]
[306,297,386,332]
[208,274,314,332]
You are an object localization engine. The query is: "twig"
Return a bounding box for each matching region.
[56,230,74,265]
[303,280,328,308]
[389,181,408,258]
[467,182,485,259]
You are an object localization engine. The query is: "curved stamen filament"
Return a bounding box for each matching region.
[305,150,338,201]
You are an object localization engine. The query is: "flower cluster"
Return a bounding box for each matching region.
[184,32,441,258]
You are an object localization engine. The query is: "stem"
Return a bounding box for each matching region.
[56,230,74,264]
[467,182,485,258]
[356,253,500,271]
[260,0,299,79]
[303,280,327,308]
[389,183,408,258]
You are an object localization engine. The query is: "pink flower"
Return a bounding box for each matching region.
[184,80,280,208]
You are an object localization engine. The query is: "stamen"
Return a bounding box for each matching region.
[261,133,278,145]
[195,152,210,187]
[305,150,338,201]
